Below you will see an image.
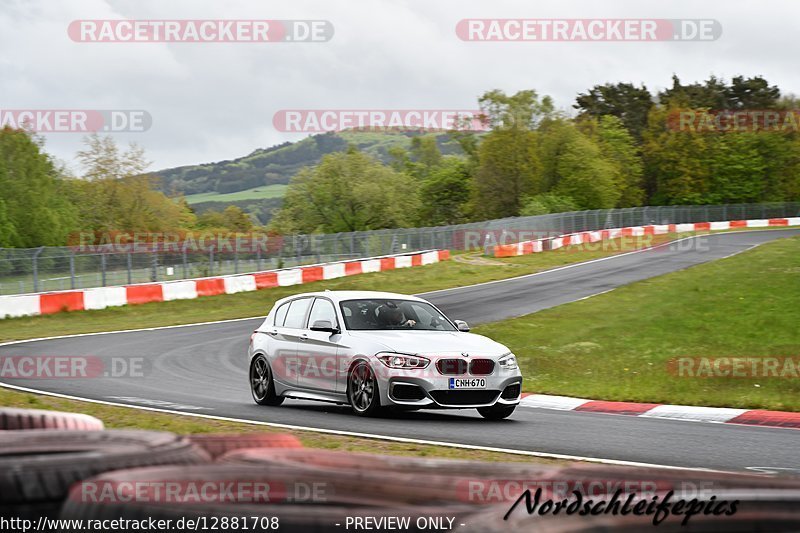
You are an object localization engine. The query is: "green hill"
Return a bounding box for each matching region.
[155,131,463,198]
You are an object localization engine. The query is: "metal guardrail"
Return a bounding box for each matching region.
[0,202,797,295]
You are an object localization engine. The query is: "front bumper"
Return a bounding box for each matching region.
[376,366,523,409]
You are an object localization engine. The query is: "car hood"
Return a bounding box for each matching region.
[347,330,509,357]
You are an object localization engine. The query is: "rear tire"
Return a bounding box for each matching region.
[250,355,284,406]
[347,362,384,417]
[477,404,517,420]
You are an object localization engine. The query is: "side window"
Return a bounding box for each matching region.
[273,303,289,327]
[308,298,338,328]
[283,298,312,329]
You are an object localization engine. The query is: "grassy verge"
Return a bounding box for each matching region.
[0,386,561,464]
[474,234,800,412]
[0,234,677,342]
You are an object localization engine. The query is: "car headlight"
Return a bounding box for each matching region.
[377,353,430,369]
[498,353,518,370]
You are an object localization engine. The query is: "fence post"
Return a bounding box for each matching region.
[182,248,188,278]
[69,251,75,290]
[150,253,157,282]
[256,247,262,271]
[234,248,239,274]
[32,247,44,293]
[209,246,214,276]
[101,253,107,287]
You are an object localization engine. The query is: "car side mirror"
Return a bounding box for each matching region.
[454,320,470,332]
[310,320,340,334]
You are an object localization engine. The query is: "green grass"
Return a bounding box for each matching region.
[0,235,671,342]
[183,184,287,205]
[474,235,800,412]
[0,386,559,464]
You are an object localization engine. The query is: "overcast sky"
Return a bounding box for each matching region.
[2,0,797,174]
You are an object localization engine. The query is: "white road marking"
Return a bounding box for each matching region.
[0,381,729,474]
[106,396,212,411]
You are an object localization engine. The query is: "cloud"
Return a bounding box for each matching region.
[2,0,797,173]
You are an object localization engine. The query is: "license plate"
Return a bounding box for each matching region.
[449,378,486,389]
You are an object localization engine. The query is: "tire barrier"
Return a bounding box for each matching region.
[59,464,476,533]
[0,407,104,431]
[186,433,303,459]
[0,429,210,518]
[219,447,557,480]
[1,408,799,530]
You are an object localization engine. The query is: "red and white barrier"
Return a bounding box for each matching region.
[493,217,800,257]
[520,393,800,430]
[0,250,450,320]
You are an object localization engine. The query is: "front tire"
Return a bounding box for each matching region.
[347,362,383,417]
[250,355,284,406]
[477,404,516,420]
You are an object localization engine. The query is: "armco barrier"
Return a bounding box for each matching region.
[493,218,800,257]
[0,250,450,320]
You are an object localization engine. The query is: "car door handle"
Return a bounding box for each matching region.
[268,330,278,336]
[299,333,308,341]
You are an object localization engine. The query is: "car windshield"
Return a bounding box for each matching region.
[340,299,456,331]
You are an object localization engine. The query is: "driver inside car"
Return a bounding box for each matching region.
[376,302,416,328]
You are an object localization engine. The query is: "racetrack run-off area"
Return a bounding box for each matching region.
[1,229,799,472]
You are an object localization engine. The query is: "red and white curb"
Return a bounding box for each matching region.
[520,393,800,430]
[493,217,800,257]
[0,250,449,320]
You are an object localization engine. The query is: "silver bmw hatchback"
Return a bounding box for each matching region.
[248,290,523,419]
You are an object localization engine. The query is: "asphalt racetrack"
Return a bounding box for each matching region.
[2,229,799,473]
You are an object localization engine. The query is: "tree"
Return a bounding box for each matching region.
[473,128,541,219]
[519,193,578,216]
[658,75,780,110]
[575,82,653,140]
[552,132,620,209]
[583,116,645,207]
[417,158,472,225]
[76,134,150,181]
[0,199,20,247]
[222,205,254,232]
[659,75,730,110]
[65,135,195,236]
[642,106,713,204]
[725,76,781,110]
[478,89,554,130]
[0,127,78,247]
[269,148,419,233]
[409,136,442,172]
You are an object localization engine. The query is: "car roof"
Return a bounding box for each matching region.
[274,290,426,306]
